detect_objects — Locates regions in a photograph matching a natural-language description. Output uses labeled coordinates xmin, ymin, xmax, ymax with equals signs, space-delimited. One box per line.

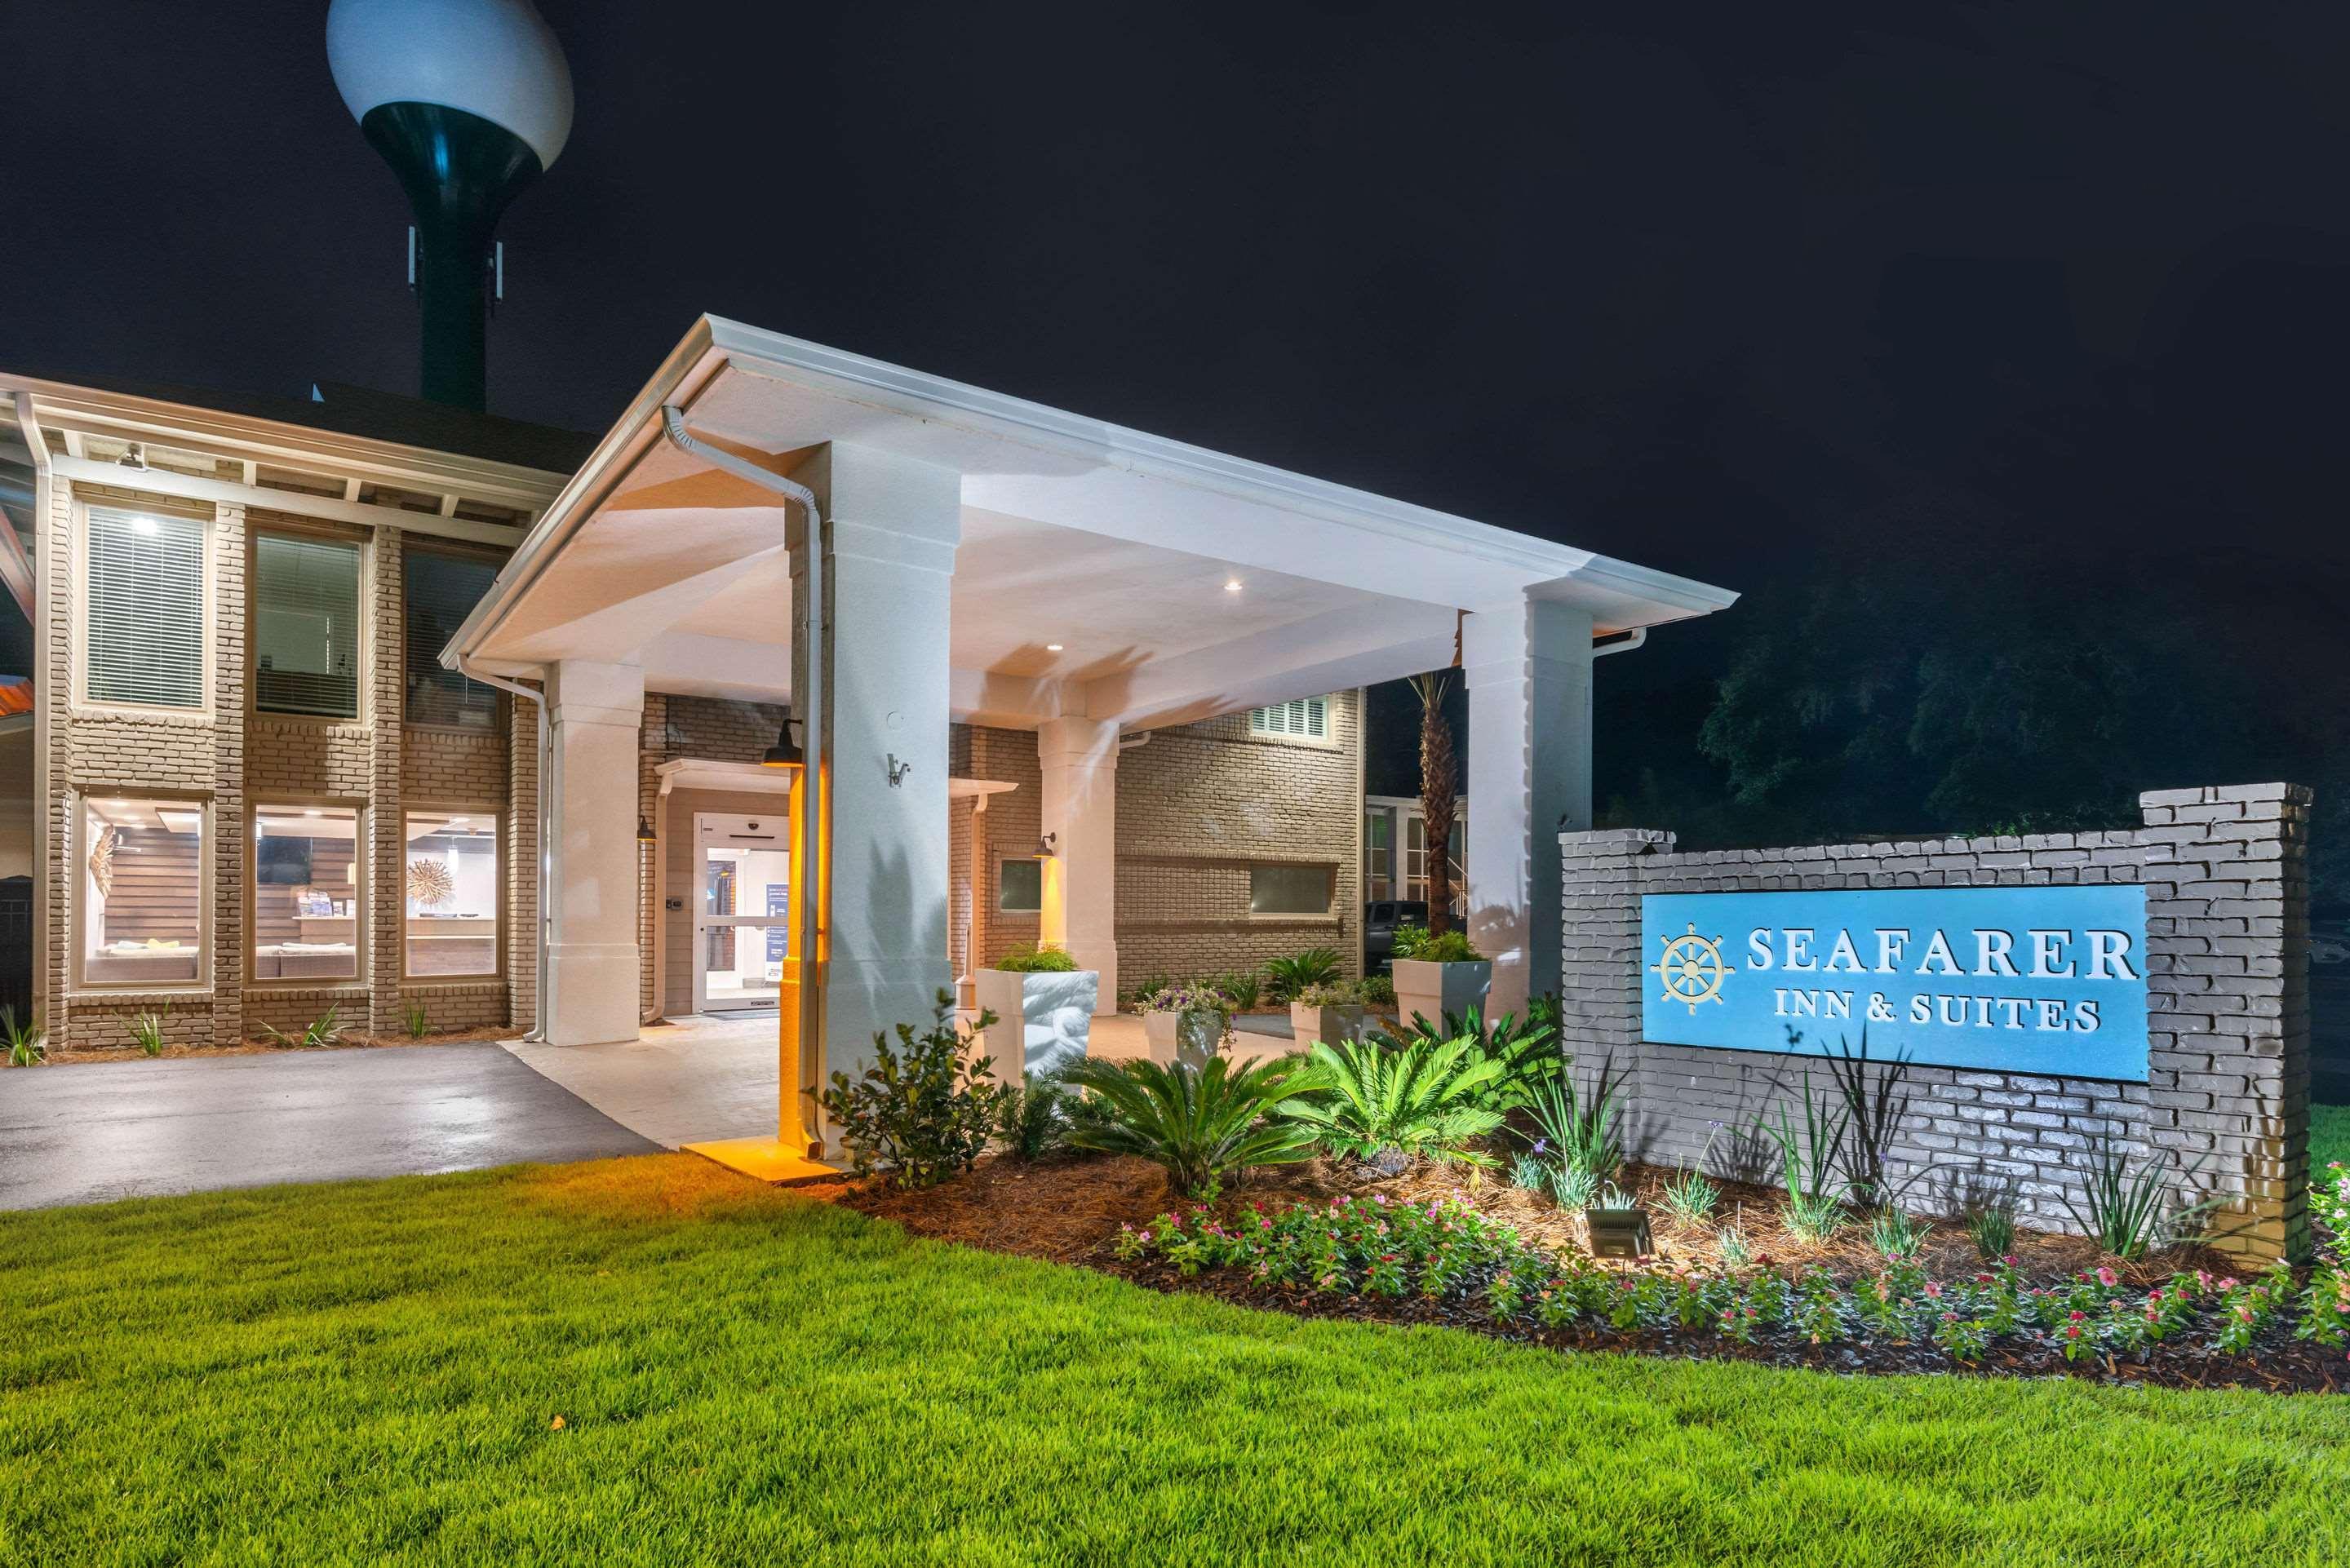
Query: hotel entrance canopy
xmin=445 ymin=314 xmax=1736 ymax=1167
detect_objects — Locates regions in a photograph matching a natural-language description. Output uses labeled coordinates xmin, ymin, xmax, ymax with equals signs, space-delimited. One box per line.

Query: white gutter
xmin=448 ymin=657 xmax=551 ymax=1042
xmin=1591 ymin=627 xmax=1647 ymax=658
xmin=656 ymin=405 xmax=826 ymax=1130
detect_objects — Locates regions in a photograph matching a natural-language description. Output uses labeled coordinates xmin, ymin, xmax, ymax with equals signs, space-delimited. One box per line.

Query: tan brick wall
xmin=954 ymin=695 xmax=1363 ymax=998
xmin=41 ymin=490 xmax=521 ymax=1046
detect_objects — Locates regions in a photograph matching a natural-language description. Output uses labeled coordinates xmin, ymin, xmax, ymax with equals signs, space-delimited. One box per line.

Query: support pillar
xmin=1038 ymin=715 xmax=1120 ymax=1012
xmin=1463 ymin=598 xmax=1594 ymax=1018
xmin=793 ymin=442 xmax=961 ymax=1135
xmin=542 ymin=658 xmax=645 ymax=1046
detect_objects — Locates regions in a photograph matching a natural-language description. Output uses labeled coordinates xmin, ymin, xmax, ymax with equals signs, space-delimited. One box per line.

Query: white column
xmin=793 ymin=442 xmax=961 ymax=1100
xmin=1463 ymin=597 xmax=1594 ymax=1017
xmin=1038 ymin=715 xmax=1120 ymax=1012
xmin=543 ymin=658 xmax=646 ymax=1046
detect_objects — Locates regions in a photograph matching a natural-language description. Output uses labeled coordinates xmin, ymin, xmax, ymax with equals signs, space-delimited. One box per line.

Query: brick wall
xmin=42 ymin=489 xmax=521 ymax=1046
xmin=1559 ymin=784 xmax=2312 ymax=1262
xmin=953 ymin=693 xmax=1363 ymax=994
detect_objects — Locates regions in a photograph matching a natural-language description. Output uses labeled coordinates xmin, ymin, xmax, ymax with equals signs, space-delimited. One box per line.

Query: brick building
xmin=3 ymin=372 xmax=1374 ymax=1046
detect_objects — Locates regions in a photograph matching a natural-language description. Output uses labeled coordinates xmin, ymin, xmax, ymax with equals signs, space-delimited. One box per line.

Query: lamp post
xmin=326 ymin=0 xmax=574 ymax=410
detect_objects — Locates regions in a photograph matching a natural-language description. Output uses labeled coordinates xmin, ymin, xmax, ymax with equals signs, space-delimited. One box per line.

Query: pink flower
xmin=2096 ymin=1266 xmax=2118 ymax=1287
xmin=1924 ymin=1281 xmax=1944 ymax=1300
xmin=2064 ymin=1324 xmax=2082 ymax=1340
xmin=2068 ymin=1310 xmax=2085 ymax=1322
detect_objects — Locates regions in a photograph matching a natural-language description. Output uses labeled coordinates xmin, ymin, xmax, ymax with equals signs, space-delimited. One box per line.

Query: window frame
xmin=1247 ymin=695 xmax=1335 ymax=746
xmin=996 ymin=855 xmax=1044 ymax=915
xmin=398 ymin=801 xmax=506 ymax=982
xmin=245 ymin=800 xmax=368 ymax=990
xmin=72 ymin=496 xmax=215 ymax=716
xmin=401 ymin=540 xmax=510 ymax=735
xmin=70 ymin=789 xmax=214 ymax=994
xmin=246 ymin=516 xmax=372 ymax=724
xmin=1248 ymin=862 xmax=1335 ymax=919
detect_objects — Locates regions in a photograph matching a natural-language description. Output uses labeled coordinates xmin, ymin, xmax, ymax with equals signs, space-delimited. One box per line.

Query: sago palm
xmin=1278 ymin=1037 xmax=1504 ymax=1165
xmin=1062 ymin=1056 xmax=1317 ymax=1196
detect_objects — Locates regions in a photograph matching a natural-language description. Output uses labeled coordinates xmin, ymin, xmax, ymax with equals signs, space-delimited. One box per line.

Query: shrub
xmin=1357 ymin=972 xmax=1396 ymax=1007
xmin=1966 ymin=1202 xmax=2018 ymax=1260
xmin=1660 ymin=1167 xmax=1720 ymax=1228
xmin=1209 ymin=970 xmax=1265 ymax=1011
xmin=131 ymin=1009 xmax=168 ymax=1058
xmin=1519 ymin=1063 xmax=1623 ymax=1180
xmin=2061 ymin=1131 xmax=2221 ymax=1260
xmin=994 ymin=942 xmax=1079 ymax=973
xmin=813 ymin=991 xmax=1006 ymax=1189
xmin=1397 ymin=1007 xmax=1563 ymax=1114
xmin=1293 ymin=980 xmax=1363 ymax=1009
xmin=1821 ymin=1031 xmax=1914 ymax=1209
xmin=1508 ymin=1152 xmax=1552 ymax=1196
xmin=1757 ymin=1074 xmax=1847 ymax=1215
xmin=1278 ymin=1038 xmax=1505 ymax=1166
xmin=993 ymin=1078 xmax=1066 ymax=1162
xmin=1263 ymin=948 xmax=1342 ymax=1003
xmin=4 ymin=1007 xmax=45 ymax=1066
xmin=403 ymin=1003 xmax=431 ymax=1040
xmin=1139 ymin=983 xmax=1232 ymax=1021
xmin=1392 ymin=925 xmax=1481 ymax=963
xmin=1062 ymin=1056 xmax=1315 ymax=1197
xmin=1122 ymin=973 xmax=1176 ymax=1011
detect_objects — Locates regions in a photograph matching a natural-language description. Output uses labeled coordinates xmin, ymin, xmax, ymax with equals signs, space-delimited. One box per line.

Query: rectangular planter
xmin=1391 ymin=959 xmax=1492 ymax=1031
xmin=1288 ymin=1001 xmax=1370 ymax=1048
xmin=1142 ymin=1008 xmax=1227 ymax=1070
xmin=974 ymin=968 xmax=1098 ymax=1083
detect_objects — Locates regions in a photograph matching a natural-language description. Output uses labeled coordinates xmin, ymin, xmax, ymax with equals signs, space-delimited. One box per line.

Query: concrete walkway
xmin=503 ymin=1014 xmax=781 ymax=1149
xmin=0 ymin=1043 xmax=659 ymax=1211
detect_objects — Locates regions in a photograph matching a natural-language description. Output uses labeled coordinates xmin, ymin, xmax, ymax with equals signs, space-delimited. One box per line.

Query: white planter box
xmin=1142 ymin=1008 xmax=1226 ymax=1070
xmin=1288 ymin=1001 xmax=1370 ymax=1048
xmin=974 ymin=968 xmax=1098 ymax=1083
xmin=1391 ymin=959 xmax=1492 ymax=1032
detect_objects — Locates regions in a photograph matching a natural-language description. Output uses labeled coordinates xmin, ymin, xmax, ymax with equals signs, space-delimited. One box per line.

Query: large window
xmin=79 ymin=796 xmax=205 ymax=986
xmin=1250 ymin=864 xmax=1332 ymax=916
xmin=406 ymin=548 xmax=503 ymax=729
xmin=1365 ymin=811 xmax=1393 ymax=900
xmin=253 ymin=806 xmax=360 ymax=981
xmin=254 ymin=533 xmax=362 ymax=717
xmin=1248 ymin=697 xmax=1328 ymax=740
xmin=85 ymin=507 xmax=204 ymax=708
xmin=404 ymin=811 xmax=500 ymax=976
xmin=997 ymin=857 xmax=1043 ymax=914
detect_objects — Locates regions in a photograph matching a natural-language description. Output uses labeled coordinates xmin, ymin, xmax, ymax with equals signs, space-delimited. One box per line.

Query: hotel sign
xmin=1640 ymin=885 xmax=2150 ymax=1081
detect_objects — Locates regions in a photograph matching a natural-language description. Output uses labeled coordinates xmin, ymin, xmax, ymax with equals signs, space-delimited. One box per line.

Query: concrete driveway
xmin=0 ymin=1043 xmax=659 ymax=1211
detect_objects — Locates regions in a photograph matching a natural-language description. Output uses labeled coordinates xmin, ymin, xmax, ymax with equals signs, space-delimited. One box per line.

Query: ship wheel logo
xmin=1652 ymin=924 xmax=1731 ymax=1012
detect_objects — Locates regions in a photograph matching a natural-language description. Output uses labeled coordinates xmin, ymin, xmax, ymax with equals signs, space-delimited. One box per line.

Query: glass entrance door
xmin=692 ymin=813 xmax=791 ymax=1012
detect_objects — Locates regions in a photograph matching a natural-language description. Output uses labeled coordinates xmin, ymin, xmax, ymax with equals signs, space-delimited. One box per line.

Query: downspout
xmin=450 ymin=657 xmax=551 ymax=1042
xmin=656 ymin=406 xmax=825 ymax=1130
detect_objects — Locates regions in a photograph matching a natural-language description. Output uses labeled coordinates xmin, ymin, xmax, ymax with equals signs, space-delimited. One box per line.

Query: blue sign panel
xmin=1640 ymin=885 xmax=2149 ymax=1081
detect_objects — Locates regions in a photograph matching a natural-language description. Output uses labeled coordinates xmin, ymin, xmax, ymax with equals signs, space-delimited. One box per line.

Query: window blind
xmin=255 ymin=534 xmax=361 ymax=717
xmin=1249 ymin=697 xmax=1327 ymax=738
xmin=405 ymin=548 xmax=502 ymax=729
xmin=86 ymin=507 xmax=204 ymax=708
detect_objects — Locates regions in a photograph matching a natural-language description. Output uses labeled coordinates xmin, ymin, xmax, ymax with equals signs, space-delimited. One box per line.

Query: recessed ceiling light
xmin=1223 ymin=578 xmax=1244 ymax=593
xmin=1046 ymin=643 xmax=1064 ymax=653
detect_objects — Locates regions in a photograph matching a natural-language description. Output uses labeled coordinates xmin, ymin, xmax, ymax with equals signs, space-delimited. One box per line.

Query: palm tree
xmin=1409 ymin=669 xmax=1459 ymax=935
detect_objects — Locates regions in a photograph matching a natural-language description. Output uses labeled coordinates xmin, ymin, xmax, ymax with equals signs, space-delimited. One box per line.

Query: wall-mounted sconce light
xmin=886 ymin=753 xmax=911 ymax=787
xmin=762 ymin=709 xmax=804 ymax=768
xmin=636 ymin=816 xmax=657 ymax=843
xmin=1035 ymin=831 xmax=1058 ymax=858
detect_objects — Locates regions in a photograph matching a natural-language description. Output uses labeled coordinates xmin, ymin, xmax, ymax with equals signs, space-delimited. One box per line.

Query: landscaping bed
xmin=41 ymin=1024 xmax=518 ymax=1066
xmin=836 ymin=1151 xmax=2349 ymax=1394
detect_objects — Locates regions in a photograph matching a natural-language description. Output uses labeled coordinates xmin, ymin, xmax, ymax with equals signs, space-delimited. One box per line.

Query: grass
xmin=2314 ymin=1101 xmax=2348 ymax=1172
xmin=4 ymin=1156 xmax=2348 ymax=1566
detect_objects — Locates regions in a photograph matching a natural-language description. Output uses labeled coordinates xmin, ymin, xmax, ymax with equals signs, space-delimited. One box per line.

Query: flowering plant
xmin=1140 ymin=984 xmax=1234 ymax=1020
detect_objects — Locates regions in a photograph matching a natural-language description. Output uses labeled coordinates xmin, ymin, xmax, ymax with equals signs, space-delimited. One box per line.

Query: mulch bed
xmin=829 ymin=1153 xmax=2348 ymax=1394
xmin=45 ymin=1025 xmax=521 ymax=1066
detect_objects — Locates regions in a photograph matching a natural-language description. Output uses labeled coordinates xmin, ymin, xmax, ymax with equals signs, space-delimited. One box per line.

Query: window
xmin=79 ymin=796 xmax=204 ymax=986
xmin=998 ymin=857 xmax=1043 ymax=914
xmin=405 ymin=810 xmax=499 ymax=976
xmin=254 ymin=533 xmax=362 ymax=717
xmin=1248 ymin=697 xmax=1328 ymax=740
xmin=1365 ymin=811 xmax=1392 ymax=900
xmin=405 ymin=548 xmax=503 ymax=729
xmin=253 ymin=806 xmax=360 ymax=981
xmin=1250 ymin=864 xmax=1332 ymax=916
xmin=85 ymin=507 xmax=204 ymax=708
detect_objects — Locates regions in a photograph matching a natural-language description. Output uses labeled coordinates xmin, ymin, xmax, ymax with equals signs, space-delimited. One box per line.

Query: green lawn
xmin=2315 ymin=1101 xmax=2348 ymax=1171
xmin=4 ymin=1156 xmax=2347 ymax=1567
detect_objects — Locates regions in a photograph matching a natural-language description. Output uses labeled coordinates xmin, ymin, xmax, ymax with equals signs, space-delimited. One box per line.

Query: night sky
xmin=10 ymin=3 xmax=2348 ymax=804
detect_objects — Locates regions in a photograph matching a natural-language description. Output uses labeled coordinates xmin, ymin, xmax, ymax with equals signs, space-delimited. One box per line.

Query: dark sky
xmin=10 ymin=2 xmax=2349 ymax=786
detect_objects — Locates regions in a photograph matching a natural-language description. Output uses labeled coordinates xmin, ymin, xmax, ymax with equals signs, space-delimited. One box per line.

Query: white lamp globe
xmin=326 ymin=0 xmax=573 ymax=172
